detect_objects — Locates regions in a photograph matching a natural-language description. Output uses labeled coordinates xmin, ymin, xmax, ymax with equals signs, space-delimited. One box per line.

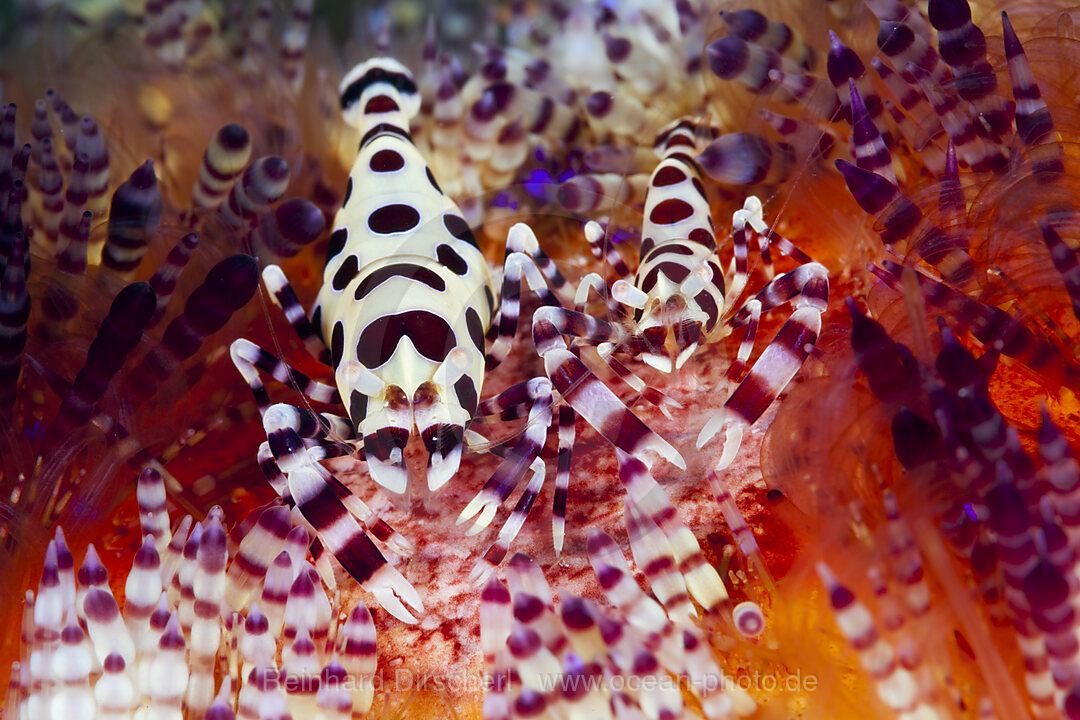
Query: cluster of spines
xmin=553 ymin=5 xmax=788 ymax=210
xmin=0 ymin=98 xmax=336 ymax=553
xmin=14 ymin=38 xmax=323 ymax=276
xmin=831 ymin=6 xmax=1070 ymax=290
xmin=364 ymin=5 xmax=835 ymax=226
xmin=186 ymin=122 xmax=325 ymax=259
xmin=12 ymin=103 xmax=322 ymax=406
xmin=10 ymin=4 xmax=1080 ymax=719
xmin=521 ymin=0 xmax=1076 ymax=286
xmin=817 ymin=561 xmax=942 ymax=719
xmin=121 ymin=253 xmax=259 ymax=406
xmin=765 ymin=0 xmax=1036 ymax=178
xmin=858 ymin=2 xmax=1080 ymax=309
xmin=8 ymin=467 xmax=378 ymax=719
xmin=736 ymin=4 xmax=1080 ymax=709
xmin=142 ymin=0 xmax=312 ymax=91
xmin=823 ymin=290 xmax=1080 ymax=716
xmin=1 ymin=241 xmax=260 ymax=527
xmin=6 ymin=99 xmax=244 ymax=298
xmin=409 ymin=20 xmax=585 ymax=224
xmin=520 ymin=5 xmax=822 ymax=219
xmin=0 ymin=140 xmax=29 ymax=405
xmin=869 ymin=259 xmax=1080 ymax=390
xmin=480 ymin=550 xmax=757 ymax=720
xmin=394 ymin=3 xmax=717 ymax=226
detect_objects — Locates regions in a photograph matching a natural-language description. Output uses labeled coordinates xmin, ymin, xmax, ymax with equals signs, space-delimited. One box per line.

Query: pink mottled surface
xmin=331 ymin=307 xmax=800 ymax=714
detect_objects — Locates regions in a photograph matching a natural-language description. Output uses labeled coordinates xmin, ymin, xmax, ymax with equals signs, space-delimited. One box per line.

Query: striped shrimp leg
xmin=594 ymin=349 xmax=683 ymax=418
xmin=465 ymin=388 xmax=575 ymax=569
xmin=237 ymin=363 xmax=408 ymax=534
xmin=529 ymin=303 xmax=726 ymax=609
xmin=726 ymin=196 xmax=763 ymax=308
xmin=571 ymin=220 xmax=630 ymax=320
xmin=255 ymin=442 xmax=414 ymax=563
xmin=484 ymin=296 xmax=618 ymax=565
xmin=261 ymin=264 xmax=331 ymax=365
xmin=575 ymin=295 xmax=684 ymax=418
xmin=551 ymin=405 xmax=575 ymax=556
xmin=486 ymin=222 xmax=570 ymax=372
xmin=698 ymin=267 xmax=827 ymax=471
xmin=531 ymin=307 xmax=681 ymax=470
xmin=233 ymin=263 xmax=342 ymax=449
xmin=699 ymin=225 xmax=825 ymax=470
xmin=568 ymin=222 xmax=695 ymax=420
xmin=710 ymin=471 xmax=776 ymax=597
xmin=458 ymin=376 xmax=553 ymax=583
xmin=230 ymin=339 xmax=339 ymax=418
xmin=229 ymin=345 xmax=418 ymax=621
xmin=262 ymin=409 xmax=422 ymax=623
xmin=532 ymin=290 xmax=680 ymax=445
xmin=457 ymin=220 xmax=631 ymax=574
